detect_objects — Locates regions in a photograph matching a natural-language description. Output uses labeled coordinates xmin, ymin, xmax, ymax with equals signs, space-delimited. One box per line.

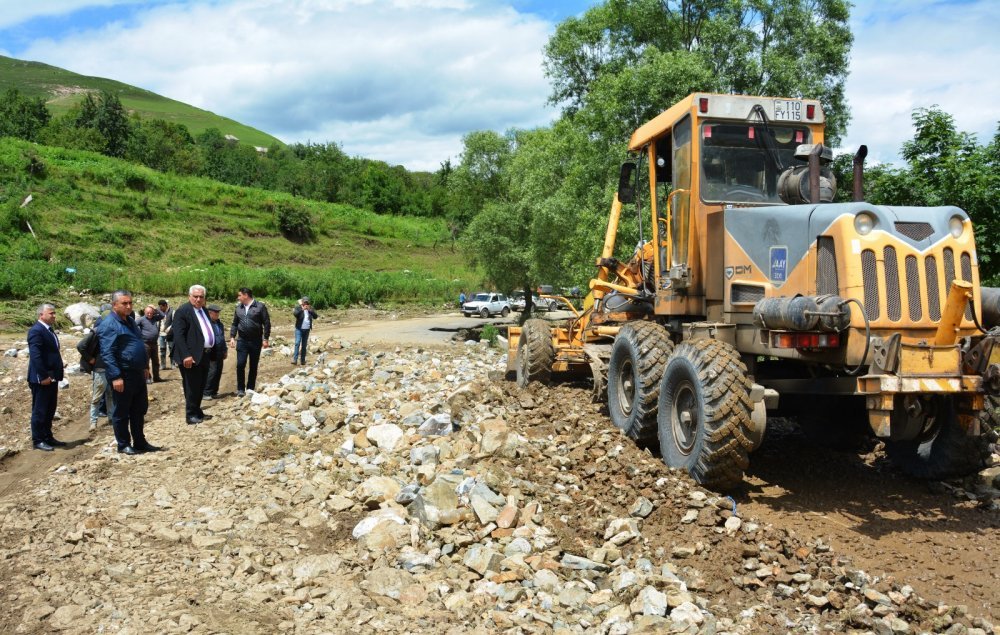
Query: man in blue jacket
xmin=27 ymin=303 xmax=65 ymax=451
xmin=98 ymin=290 xmax=162 ymax=455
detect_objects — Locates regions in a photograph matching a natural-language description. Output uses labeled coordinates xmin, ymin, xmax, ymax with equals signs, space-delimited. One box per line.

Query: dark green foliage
xmin=0 ymin=88 xmax=50 ymax=141
xmin=835 ymin=108 xmax=1000 ymax=280
xmin=273 ymin=200 xmax=315 ymax=241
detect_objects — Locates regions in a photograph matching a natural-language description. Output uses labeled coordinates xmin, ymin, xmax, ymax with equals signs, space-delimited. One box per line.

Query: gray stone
xmin=631 ymin=585 xmax=668 ymax=616
xmin=292 ymin=554 xmax=342 ymax=580
xmin=362 ymin=567 xmax=413 ymax=599
xmin=669 ymin=602 xmax=705 ymax=627
xmin=418 ymin=413 xmax=454 ymax=436
xmin=561 ymin=553 xmax=611 ymax=572
xmin=410 ymin=446 xmax=439 ymax=466
xmin=49 ymin=604 xmax=85 ymax=630
xmin=629 ymin=496 xmax=654 ymax=518
xmin=464 ymin=544 xmax=502 ymax=576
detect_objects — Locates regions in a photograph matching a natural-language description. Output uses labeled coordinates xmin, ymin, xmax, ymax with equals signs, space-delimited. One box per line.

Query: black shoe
xmin=48 ymin=438 xmax=68 ymax=447
xmin=203 ymin=394 xmax=214 ymax=400
xmin=118 ymin=446 xmax=138 ymax=455
xmin=236 ymin=391 xmax=245 ymax=397
xmin=134 ymin=443 xmax=162 ymax=453
xmin=33 ymin=442 xmax=54 ymax=452
xmin=200 ymin=414 xmax=213 ymax=420
xmin=97 ymin=411 xmax=109 ymax=418
xmin=186 ymin=417 xmax=203 ymax=425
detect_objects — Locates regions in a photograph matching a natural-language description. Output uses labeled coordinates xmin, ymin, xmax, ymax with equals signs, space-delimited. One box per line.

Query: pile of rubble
xmin=0 ymin=339 xmax=996 ymax=634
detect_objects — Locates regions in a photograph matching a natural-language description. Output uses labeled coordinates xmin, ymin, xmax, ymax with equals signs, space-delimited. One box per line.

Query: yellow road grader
xmin=509 ymin=93 xmax=999 ymax=490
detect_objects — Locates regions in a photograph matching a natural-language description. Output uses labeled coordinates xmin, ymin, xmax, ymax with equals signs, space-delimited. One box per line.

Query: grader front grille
xmin=860 ymin=246 xmax=975 ymax=325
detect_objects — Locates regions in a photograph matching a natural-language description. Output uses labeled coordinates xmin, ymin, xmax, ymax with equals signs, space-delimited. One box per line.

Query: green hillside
xmin=0 ymin=137 xmax=475 ymax=311
xmin=0 ymin=55 xmax=282 ymax=148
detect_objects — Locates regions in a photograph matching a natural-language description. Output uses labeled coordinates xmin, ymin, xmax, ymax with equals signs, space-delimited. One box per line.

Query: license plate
xmin=772 ymin=99 xmax=803 ymax=121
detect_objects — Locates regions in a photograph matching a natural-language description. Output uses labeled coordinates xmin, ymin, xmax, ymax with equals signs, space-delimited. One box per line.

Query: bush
xmin=274 ymin=201 xmax=315 ymax=241
xmin=481 ymin=323 xmax=499 ymax=347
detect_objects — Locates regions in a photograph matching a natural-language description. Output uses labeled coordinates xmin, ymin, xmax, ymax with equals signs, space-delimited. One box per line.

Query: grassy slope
xmin=0 ymin=55 xmax=282 ymax=148
xmin=0 ymin=138 xmax=475 ymax=307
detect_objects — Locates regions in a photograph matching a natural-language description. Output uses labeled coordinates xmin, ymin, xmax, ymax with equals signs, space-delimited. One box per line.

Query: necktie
xmin=48 ymin=326 xmax=59 ymax=349
xmin=198 ymin=309 xmax=214 ymax=347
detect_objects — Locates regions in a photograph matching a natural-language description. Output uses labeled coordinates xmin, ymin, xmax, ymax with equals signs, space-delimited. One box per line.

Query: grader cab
xmin=509 ymin=92 xmax=999 ymax=490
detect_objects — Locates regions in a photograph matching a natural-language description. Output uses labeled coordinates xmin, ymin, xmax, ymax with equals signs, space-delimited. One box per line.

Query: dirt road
xmin=1 ymin=308 xmax=998 ymax=627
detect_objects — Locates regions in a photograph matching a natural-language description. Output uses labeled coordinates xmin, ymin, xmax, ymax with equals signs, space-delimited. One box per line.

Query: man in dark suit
xmin=172 ymin=284 xmax=215 ymax=424
xmin=202 ymin=304 xmax=228 ymax=400
xmin=27 ymin=303 xmax=65 ymax=451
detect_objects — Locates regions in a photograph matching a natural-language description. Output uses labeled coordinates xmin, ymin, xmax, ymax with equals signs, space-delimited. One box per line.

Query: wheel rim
xmin=614 ymin=359 xmax=635 ymax=417
xmin=481 ymin=309 xmax=489 ymax=318
xmin=671 ymin=379 xmax=698 ymax=455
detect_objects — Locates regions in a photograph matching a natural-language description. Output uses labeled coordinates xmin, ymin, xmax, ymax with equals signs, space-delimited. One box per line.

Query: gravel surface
xmin=0 ymin=309 xmax=997 ymax=634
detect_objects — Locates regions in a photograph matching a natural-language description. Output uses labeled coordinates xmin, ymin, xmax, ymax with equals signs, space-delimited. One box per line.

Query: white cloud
xmin=842 ymin=0 xmax=1000 ymax=165
xmin=15 ymin=0 xmax=557 ymax=171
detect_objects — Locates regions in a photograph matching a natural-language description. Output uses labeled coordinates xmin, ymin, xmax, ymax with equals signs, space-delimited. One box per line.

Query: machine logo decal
xmin=770 ymin=246 xmax=788 ymax=284
xmin=725 ymin=267 xmax=734 ymax=280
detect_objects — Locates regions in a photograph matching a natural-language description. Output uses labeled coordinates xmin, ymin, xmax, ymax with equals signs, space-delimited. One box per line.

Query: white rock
xmin=367 ymin=423 xmax=404 ymax=451
xmin=352 ymin=508 xmax=406 ymax=539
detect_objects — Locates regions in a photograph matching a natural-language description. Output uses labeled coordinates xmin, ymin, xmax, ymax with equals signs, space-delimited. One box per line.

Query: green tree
xmin=127 ymin=117 xmax=199 ymax=173
xmin=461 ymin=0 xmax=854 ymax=296
xmin=545 ymin=0 xmax=852 ymax=143
xmin=95 ymin=91 xmax=132 ymax=158
xmin=842 ymin=108 xmax=1000 ymax=279
xmin=0 ymin=88 xmax=51 ymax=141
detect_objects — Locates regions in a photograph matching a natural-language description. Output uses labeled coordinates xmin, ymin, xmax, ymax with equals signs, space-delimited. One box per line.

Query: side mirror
xmin=617 ymin=162 xmax=637 ymax=204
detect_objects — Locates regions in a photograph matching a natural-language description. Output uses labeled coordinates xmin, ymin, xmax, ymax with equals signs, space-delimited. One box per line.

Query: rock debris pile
xmin=0 ymin=339 xmax=996 ymax=634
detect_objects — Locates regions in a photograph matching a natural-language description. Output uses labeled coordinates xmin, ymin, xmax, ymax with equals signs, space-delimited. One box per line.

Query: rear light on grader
xmin=699 ymin=97 xmax=709 ymax=113
xmin=769 ymin=331 xmax=840 ymax=349
xmin=806 ymin=104 xmax=816 ymax=119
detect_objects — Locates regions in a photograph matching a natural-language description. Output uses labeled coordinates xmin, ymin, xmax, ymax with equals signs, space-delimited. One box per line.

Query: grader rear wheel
xmin=657 ymin=339 xmax=755 ymax=491
xmin=606 ymin=322 xmax=673 ymax=447
xmin=884 ymin=396 xmax=988 ymax=479
xmin=516 ymin=319 xmax=555 ymax=388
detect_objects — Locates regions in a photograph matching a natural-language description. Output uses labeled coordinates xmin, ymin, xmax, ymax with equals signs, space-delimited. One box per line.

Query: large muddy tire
xmin=607 ymin=322 xmax=673 ymax=446
xmin=516 ymin=319 xmax=554 ymax=388
xmin=657 ymin=339 xmax=755 ymax=491
xmin=885 ymin=397 xmax=988 ymax=479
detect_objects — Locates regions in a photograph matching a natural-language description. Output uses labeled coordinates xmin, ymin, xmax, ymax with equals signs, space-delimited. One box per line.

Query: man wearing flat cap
xmin=203 ymin=304 xmax=227 ymax=400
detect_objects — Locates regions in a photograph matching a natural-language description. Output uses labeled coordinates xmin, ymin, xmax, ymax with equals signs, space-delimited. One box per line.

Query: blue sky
xmin=0 ymin=0 xmax=997 ymax=171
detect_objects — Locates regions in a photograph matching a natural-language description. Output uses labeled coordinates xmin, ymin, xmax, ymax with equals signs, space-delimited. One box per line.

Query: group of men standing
xmin=27 ymin=285 xmax=276 ymax=455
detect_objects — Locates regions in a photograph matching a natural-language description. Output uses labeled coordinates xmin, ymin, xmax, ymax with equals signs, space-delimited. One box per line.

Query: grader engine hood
xmin=721 ymin=203 xmax=979 ymax=330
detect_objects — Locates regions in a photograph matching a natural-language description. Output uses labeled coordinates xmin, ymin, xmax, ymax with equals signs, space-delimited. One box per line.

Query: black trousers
xmin=29 ymin=382 xmax=58 ymax=444
xmin=204 ymin=357 xmax=224 ymax=397
xmin=235 ymin=339 xmax=262 ymax=392
xmin=179 ymin=356 xmax=210 ymax=419
xmin=110 ymin=370 xmax=148 ymax=449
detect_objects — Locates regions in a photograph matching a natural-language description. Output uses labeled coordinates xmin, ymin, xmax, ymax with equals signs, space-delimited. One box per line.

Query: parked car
xmin=463 ymin=292 xmax=511 ymax=318
xmin=511 ymin=292 xmax=553 ymax=312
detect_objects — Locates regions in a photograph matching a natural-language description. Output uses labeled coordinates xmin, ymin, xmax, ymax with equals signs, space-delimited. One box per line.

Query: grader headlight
xmin=949 ymin=215 xmax=965 ymax=238
xmin=854 ymin=212 xmax=876 ymax=236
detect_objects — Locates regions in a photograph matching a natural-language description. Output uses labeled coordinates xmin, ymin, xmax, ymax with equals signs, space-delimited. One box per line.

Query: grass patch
xmin=0 ymin=137 xmax=481 ymax=306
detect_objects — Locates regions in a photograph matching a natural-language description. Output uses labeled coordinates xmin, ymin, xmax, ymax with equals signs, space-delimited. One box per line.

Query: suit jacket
xmin=27 ymin=321 xmax=64 ymax=384
xmin=171 ymin=302 xmax=210 ymax=365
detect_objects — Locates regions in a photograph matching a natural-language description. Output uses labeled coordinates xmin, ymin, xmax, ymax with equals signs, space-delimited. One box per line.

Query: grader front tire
xmin=516 ymin=319 xmax=555 ymax=388
xmin=607 ymin=322 xmax=673 ymax=447
xmin=657 ymin=339 xmax=755 ymax=491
